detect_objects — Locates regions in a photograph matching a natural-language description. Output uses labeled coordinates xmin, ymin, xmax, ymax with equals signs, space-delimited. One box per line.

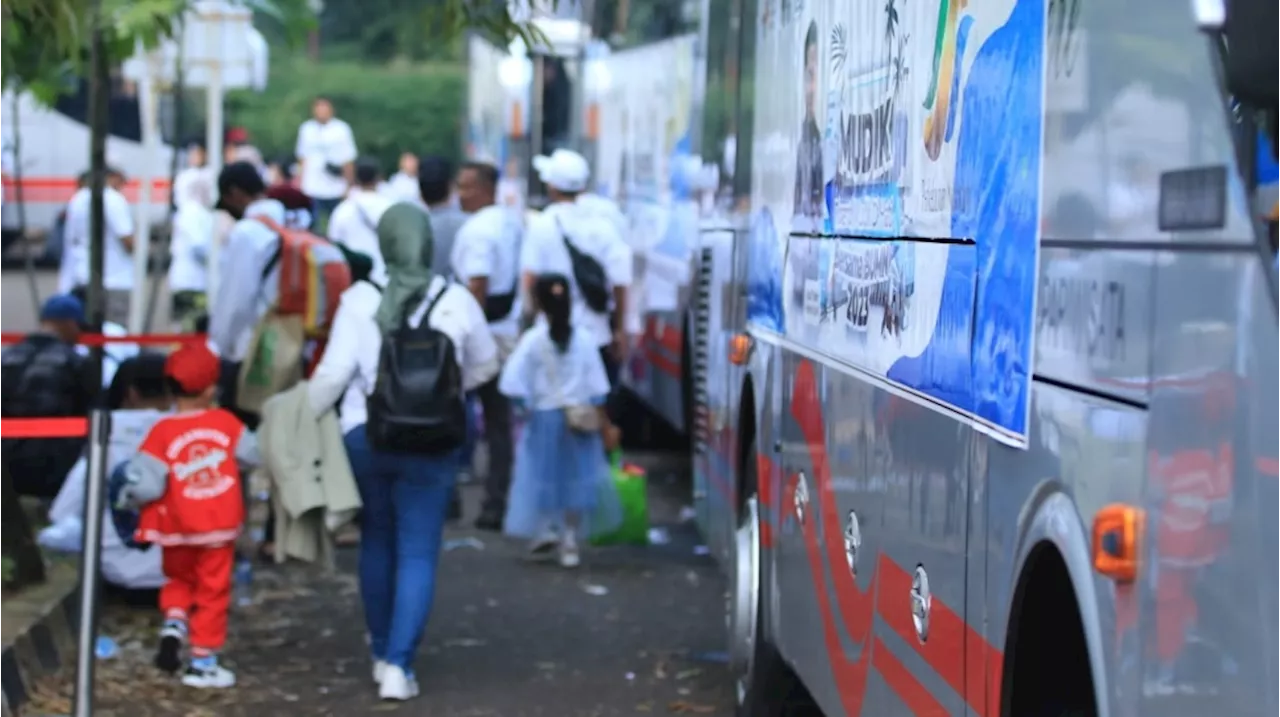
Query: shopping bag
xmin=590 ymin=453 xmax=650 ymax=546
xmin=236 ymin=312 xmax=305 ymax=415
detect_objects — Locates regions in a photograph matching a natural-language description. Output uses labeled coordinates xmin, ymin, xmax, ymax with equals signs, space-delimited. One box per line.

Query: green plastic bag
xmin=591 ymin=452 xmax=650 ymax=546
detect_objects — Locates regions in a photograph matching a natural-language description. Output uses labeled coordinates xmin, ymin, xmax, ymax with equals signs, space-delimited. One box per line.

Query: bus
xmin=2 ymin=80 xmax=177 ymax=251
xmin=465 ymin=8 xmax=705 ymax=441
xmin=688 ymin=0 xmax=1278 ymax=715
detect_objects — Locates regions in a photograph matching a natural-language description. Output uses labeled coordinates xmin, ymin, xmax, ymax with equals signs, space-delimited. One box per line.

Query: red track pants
xmin=160 ymin=543 xmax=235 ymax=654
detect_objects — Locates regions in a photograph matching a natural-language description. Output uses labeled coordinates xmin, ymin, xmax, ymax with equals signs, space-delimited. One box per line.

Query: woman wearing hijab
xmin=306 ymin=203 xmax=499 ymax=702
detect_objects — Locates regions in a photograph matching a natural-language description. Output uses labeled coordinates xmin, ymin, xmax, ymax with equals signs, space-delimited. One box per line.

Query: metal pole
xmin=72 ymin=409 xmax=112 ymax=717
xmin=86 ymin=0 xmax=109 ymax=392
xmin=206 ymin=11 xmax=225 ymax=303
xmin=129 ymin=48 xmax=159 ymax=334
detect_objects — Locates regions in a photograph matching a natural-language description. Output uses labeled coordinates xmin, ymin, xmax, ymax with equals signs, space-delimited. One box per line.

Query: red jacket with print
xmin=134 ymin=409 xmax=249 ymax=547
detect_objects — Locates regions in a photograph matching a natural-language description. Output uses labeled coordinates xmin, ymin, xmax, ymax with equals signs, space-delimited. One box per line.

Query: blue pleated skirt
xmin=503 ymin=408 xmax=622 ymax=540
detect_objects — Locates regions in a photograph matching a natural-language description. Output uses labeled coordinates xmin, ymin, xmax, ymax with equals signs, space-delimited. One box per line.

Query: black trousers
xmin=599 ymin=347 xmax=621 ymax=421
xmin=475 ymin=376 xmax=513 ymax=513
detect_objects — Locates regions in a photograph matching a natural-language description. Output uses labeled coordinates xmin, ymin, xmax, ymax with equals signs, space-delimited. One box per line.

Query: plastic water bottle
xmin=233 ymin=558 xmax=254 ymax=607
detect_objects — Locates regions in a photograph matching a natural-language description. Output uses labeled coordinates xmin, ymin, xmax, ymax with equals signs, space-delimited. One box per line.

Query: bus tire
xmin=732 ymin=440 xmax=819 ymax=717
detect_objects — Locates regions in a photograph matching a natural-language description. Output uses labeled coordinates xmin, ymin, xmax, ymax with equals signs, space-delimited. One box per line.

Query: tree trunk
xmin=1 ymin=464 xmax=46 ymax=589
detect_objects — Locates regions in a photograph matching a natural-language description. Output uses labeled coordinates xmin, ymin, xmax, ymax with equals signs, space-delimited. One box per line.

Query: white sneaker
xmin=372 ymin=659 xmax=388 ymax=684
xmin=558 ymin=535 xmax=581 ymax=569
xmin=527 ymin=529 xmax=559 ymax=560
xmin=182 ymin=663 xmax=237 ymax=689
xmin=378 ymin=665 xmax=420 ymax=701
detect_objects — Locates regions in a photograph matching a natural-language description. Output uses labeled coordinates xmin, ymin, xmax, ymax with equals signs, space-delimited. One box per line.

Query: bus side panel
xmin=1137 ymin=251 xmax=1276 ymax=717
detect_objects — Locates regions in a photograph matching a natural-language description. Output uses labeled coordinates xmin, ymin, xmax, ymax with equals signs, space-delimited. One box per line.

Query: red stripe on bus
xmin=791 ymin=359 xmax=1002 ymax=717
xmin=871 ymin=635 xmax=950 ymax=716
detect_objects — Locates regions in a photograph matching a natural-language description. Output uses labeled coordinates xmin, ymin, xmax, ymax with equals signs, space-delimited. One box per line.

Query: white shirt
xmin=168 ymin=203 xmax=213 ymax=292
xmin=307 ymin=276 xmax=500 ymax=435
xmin=520 ymin=201 xmax=633 ymax=347
xmin=295 ymin=118 xmax=357 ymax=200
xmin=380 ymin=173 xmax=422 ymax=205
xmin=208 ymin=199 xmax=286 ymax=361
xmin=498 ymin=325 xmax=611 ymax=411
xmin=327 ymin=188 xmax=393 ymax=283
xmin=452 ymin=204 xmax=523 ymax=338
xmin=61 ymin=187 xmax=136 ymax=292
xmin=74 ymin=321 xmax=138 ymax=388
xmin=576 ymin=193 xmax=628 ymax=243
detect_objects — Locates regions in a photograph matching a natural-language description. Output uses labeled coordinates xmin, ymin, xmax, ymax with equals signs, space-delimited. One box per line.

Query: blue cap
xmin=40 ymin=294 xmax=85 ymax=324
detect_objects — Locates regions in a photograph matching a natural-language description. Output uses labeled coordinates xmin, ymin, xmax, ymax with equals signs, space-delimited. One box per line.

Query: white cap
xmin=533 ymin=148 xmax=590 ymax=193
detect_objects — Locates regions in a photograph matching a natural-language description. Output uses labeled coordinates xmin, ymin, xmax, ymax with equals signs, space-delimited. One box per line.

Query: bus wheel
xmin=731 ymin=441 xmax=819 ymax=717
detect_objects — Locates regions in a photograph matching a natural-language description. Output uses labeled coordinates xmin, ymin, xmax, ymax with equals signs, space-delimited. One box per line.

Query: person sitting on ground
xmin=117 ymin=342 xmax=262 ymax=689
xmin=42 ymin=353 xmax=173 ymax=596
xmin=1 ymin=294 xmax=97 ymax=498
xmin=499 ymin=274 xmax=622 ymax=568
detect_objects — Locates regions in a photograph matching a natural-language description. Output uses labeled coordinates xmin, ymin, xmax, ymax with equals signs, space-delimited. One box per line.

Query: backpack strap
xmin=254 ymin=216 xmax=286 ymax=281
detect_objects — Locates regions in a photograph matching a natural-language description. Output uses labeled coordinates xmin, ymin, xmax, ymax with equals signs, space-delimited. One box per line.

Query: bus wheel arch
xmin=1001 ymin=491 xmax=1110 ymax=717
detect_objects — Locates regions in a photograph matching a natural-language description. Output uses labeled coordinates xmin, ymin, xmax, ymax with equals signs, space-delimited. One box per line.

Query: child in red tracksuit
xmin=120 ymin=343 xmax=260 ymax=689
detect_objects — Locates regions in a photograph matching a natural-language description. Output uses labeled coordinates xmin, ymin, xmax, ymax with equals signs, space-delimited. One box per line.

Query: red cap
xmin=165 ymin=343 xmax=221 ymax=395
xmin=226 ymin=127 xmax=249 ymax=144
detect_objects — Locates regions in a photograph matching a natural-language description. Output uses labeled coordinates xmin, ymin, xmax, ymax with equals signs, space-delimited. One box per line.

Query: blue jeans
xmin=344 ymin=426 xmax=461 ymax=671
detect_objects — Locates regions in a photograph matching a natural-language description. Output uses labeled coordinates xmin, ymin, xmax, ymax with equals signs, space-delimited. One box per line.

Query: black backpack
xmin=365 ymin=286 xmax=468 ymax=455
xmin=557 ymin=217 xmax=611 ymax=314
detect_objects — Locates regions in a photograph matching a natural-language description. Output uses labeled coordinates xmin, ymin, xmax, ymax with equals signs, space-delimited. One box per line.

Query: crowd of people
xmin=3 ymin=94 xmax=638 ymax=701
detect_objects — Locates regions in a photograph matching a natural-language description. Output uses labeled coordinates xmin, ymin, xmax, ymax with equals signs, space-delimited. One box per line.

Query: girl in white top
xmin=305 ymin=203 xmax=497 ymax=703
xmin=498 ymin=273 xmax=622 ymax=568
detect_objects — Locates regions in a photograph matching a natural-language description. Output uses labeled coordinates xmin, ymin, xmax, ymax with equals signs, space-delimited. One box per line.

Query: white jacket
xmin=259 ymin=382 xmax=362 ymax=567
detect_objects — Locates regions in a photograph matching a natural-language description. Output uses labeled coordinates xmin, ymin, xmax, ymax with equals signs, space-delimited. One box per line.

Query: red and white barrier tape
xmin=0 ymin=332 xmax=207 ymax=347
xmin=0 ymin=417 xmax=89 ymax=439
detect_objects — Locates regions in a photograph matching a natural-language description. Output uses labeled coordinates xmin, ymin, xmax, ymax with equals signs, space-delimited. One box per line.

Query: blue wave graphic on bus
xmin=747 ymin=207 xmax=785 ymax=334
xmin=885 ymin=0 xmax=1044 ymax=437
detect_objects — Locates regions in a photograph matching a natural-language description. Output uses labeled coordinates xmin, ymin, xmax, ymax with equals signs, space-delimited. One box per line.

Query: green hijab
xmin=374 ymin=203 xmax=435 ymax=333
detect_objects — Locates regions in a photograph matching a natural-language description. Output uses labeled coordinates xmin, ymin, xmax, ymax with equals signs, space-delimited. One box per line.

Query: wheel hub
xmin=728 ymin=497 xmax=760 ymax=700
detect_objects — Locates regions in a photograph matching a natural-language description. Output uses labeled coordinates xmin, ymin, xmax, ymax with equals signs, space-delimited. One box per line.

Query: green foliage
xmin=224 ymin=58 xmax=466 ymax=170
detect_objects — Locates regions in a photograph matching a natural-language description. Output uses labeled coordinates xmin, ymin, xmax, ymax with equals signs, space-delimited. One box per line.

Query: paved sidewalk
xmin=26 ymin=457 xmax=734 ymax=717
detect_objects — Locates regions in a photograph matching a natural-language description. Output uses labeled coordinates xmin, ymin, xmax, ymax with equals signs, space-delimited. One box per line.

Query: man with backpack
xmin=519 ymin=149 xmax=634 ymax=395
xmin=2 ymin=294 xmax=98 ymax=498
xmin=208 ymin=162 xmax=291 ymax=427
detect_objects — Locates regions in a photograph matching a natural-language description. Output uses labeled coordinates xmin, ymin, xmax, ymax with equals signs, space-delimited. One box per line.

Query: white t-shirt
xmin=168 ymin=203 xmax=213 ymax=292
xmin=498 ymin=325 xmax=611 ymax=411
xmin=452 ymin=204 xmax=523 ymax=339
xmin=306 ymin=276 xmax=500 ymax=435
xmin=61 ymin=187 xmax=136 ymax=292
xmin=380 ymin=173 xmax=422 ymax=205
xmin=295 ymin=118 xmax=357 ymax=200
xmin=520 ymin=201 xmax=633 ymax=348
xmin=327 ymin=189 xmax=393 ymax=283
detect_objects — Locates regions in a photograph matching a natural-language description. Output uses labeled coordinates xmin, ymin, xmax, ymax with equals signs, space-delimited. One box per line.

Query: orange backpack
xmin=254 ymin=217 xmax=352 ymax=335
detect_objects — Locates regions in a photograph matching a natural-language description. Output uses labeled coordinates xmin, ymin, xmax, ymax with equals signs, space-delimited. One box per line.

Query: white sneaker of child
xmin=558 ymin=531 xmax=581 ymax=569
xmin=378 ymin=665 xmax=420 ymax=701
xmin=372 ymin=659 xmax=388 ymax=684
xmin=182 ymin=661 xmax=236 ymax=689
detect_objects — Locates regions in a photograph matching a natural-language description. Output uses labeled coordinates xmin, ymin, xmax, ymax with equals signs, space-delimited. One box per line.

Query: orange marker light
xmin=728 ymin=333 xmax=752 ymax=365
xmin=1091 ymin=504 xmax=1145 ymax=583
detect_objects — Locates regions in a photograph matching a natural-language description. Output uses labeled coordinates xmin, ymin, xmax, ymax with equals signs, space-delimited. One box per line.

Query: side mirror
xmin=1198 ymin=0 xmax=1279 ymax=110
